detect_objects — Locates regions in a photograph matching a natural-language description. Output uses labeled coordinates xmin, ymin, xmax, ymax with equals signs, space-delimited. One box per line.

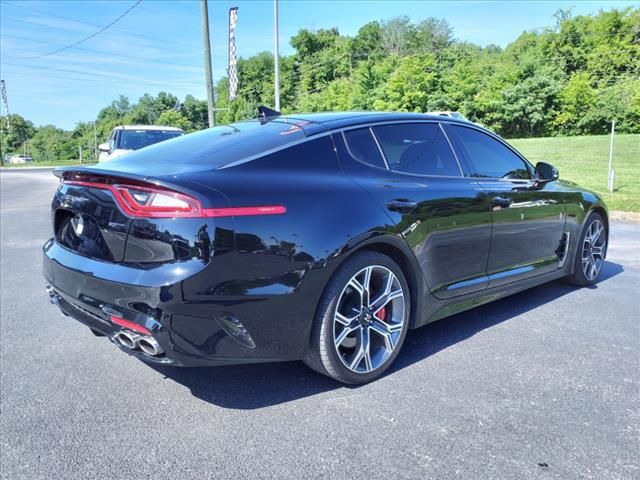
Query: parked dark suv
xmin=43 ymin=111 xmax=608 ymax=384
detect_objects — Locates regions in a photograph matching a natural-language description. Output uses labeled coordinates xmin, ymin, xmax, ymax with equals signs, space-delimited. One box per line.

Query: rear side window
xmin=343 ymin=128 xmax=386 ymax=169
xmin=372 ymin=123 xmax=461 ymax=177
xmin=447 ymin=125 xmax=531 ymax=180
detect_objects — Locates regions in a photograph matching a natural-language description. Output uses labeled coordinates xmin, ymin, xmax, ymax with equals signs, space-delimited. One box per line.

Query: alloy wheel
xmin=333 ymin=265 xmax=406 ymax=374
xmin=581 ymin=219 xmax=606 ymax=281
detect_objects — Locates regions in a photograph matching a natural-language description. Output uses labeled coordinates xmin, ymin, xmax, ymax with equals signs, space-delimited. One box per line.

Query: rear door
xmin=336 ymin=122 xmax=493 ymax=299
xmin=444 ymin=124 xmax=566 ymax=286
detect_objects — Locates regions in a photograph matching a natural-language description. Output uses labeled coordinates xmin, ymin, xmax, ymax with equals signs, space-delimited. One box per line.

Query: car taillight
xmin=64 ymin=179 xmax=286 ymax=219
xmin=115 ymin=184 xmax=203 ymax=218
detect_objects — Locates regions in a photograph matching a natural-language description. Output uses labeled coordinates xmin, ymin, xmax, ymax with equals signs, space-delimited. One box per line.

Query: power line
xmin=2 ymin=15 xmax=205 ymax=58
xmin=15 ymin=0 xmax=145 ymax=60
xmin=0 ymin=62 xmax=204 ymax=88
xmin=1 ymin=1 xmax=202 ymax=53
xmin=0 ymin=69 xmax=201 ymax=90
xmin=1 ymin=35 xmax=202 ymax=70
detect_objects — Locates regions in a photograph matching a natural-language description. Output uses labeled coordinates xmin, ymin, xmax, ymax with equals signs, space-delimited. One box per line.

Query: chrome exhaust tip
xmin=114 ymin=331 xmax=141 ymax=350
xmin=138 ymin=336 xmax=164 ymax=356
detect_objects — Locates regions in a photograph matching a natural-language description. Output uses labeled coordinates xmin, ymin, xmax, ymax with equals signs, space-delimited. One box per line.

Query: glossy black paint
xmin=43 ymin=112 xmax=608 ymax=368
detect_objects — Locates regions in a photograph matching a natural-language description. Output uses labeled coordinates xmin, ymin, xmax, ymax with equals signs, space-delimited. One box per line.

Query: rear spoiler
xmin=53 ymin=166 xmax=155 ymax=184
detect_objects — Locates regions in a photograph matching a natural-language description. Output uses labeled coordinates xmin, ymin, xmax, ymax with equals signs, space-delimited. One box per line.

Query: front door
xmin=444 ymin=124 xmax=566 ymax=287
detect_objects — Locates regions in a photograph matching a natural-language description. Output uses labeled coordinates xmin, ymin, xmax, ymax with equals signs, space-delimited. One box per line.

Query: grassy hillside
xmin=510 ymin=134 xmax=640 ymax=212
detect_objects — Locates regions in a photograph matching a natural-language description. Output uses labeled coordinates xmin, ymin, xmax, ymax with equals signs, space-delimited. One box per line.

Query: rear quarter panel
xmin=173 ymin=135 xmax=418 ymax=358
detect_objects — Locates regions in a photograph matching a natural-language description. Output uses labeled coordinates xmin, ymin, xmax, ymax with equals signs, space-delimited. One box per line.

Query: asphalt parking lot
xmin=1 ymin=168 xmax=638 ymax=480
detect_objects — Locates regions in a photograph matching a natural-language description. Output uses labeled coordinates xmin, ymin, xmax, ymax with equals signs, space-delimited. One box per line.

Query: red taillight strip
xmin=63 ymin=180 xmax=286 ymax=219
xmin=110 ymin=315 xmax=151 ymax=335
xmin=202 ymin=206 xmax=287 ymax=217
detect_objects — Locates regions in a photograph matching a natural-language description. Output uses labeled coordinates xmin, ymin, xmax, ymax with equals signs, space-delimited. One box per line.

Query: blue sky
xmin=0 ymin=0 xmax=635 ymax=129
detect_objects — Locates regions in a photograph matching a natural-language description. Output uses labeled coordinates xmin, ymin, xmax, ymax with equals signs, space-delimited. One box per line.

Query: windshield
xmin=117 ymin=130 xmax=183 ymax=150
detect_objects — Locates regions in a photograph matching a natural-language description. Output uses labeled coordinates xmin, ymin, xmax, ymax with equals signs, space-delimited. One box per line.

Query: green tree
xmin=156 ymin=110 xmax=191 ymax=131
xmin=0 ymin=114 xmax=36 ymax=154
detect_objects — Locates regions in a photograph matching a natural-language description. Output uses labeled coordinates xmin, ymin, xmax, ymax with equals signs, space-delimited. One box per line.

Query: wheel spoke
xmin=370 ymin=321 xmax=400 ymax=353
xmin=582 ymin=256 xmax=592 ymax=278
xmin=349 ymin=327 xmax=372 ymax=371
xmin=590 ymin=258 xmax=597 ymax=279
xmin=347 ymin=273 xmax=369 ymax=309
xmin=335 ymin=324 xmax=359 ymax=348
xmin=335 ymin=311 xmax=357 ymax=326
xmin=592 ymin=244 xmax=605 ymax=258
xmin=361 ymin=266 xmax=372 ymax=307
xmin=370 ymin=272 xmax=402 ymax=313
xmin=591 ymin=222 xmax=604 ymax=244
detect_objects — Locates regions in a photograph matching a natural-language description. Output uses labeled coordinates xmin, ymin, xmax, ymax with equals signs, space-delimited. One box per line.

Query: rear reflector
xmin=202 ymin=206 xmax=287 ymax=217
xmin=64 ymin=179 xmax=285 ymax=219
xmin=110 ymin=315 xmax=151 ymax=335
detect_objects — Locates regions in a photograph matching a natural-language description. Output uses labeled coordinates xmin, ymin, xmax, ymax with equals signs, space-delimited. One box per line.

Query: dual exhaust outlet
xmin=114 ymin=330 xmax=164 ymax=357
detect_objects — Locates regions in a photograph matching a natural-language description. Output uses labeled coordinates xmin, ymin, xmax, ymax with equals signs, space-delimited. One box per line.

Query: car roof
xmin=237 ymin=111 xmax=469 ymax=136
xmin=113 ymin=125 xmax=184 ymax=131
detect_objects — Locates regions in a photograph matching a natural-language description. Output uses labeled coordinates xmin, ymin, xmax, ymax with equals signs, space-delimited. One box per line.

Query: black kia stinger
xmin=43 ymin=111 xmax=608 ymax=384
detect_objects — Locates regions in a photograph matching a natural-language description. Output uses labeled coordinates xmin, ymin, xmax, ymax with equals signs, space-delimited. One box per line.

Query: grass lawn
xmin=509 ymin=134 xmax=640 ymax=212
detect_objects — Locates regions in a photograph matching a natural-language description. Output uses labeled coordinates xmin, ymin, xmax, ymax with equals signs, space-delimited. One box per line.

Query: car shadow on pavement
xmin=149 ymin=261 xmax=623 ymax=410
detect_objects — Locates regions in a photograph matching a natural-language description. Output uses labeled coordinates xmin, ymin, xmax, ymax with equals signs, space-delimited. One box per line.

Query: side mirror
xmin=98 ymin=143 xmax=110 ymax=153
xmin=535 ymin=162 xmax=559 ymax=183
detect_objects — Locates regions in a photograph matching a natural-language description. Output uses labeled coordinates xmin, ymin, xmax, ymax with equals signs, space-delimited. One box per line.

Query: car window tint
xmin=343 ymin=128 xmax=386 ymax=169
xmin=372 ymin=123 xmax=460 ymax=177
xmin=447 ymin=125 xmax=530 ymax=179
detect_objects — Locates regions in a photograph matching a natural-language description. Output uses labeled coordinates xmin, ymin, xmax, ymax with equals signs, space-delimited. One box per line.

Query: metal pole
xmin=273 ymin=0 xmax=280 ymax=111
xmin=93 ymin=121 xmax=98 ymax=160
xmin=608 ymin=120 xmax=615 ymax=192
xmin=201 ymin=0 xmax=216 ymax=127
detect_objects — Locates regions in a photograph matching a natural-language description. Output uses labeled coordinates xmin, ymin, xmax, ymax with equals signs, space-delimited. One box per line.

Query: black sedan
xmin=43 ymin=111 xmax=608 ymax=384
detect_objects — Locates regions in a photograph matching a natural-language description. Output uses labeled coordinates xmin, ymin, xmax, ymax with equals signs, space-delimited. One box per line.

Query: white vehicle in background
xmin=427 ymin=111 xmax=469 ymax=121
xmin=7 ymin=154 xmax=33 ymax=164
xmin=98 ymin=125 xmax=184 ymax=162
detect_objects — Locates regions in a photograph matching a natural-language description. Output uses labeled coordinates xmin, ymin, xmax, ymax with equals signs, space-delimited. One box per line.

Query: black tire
xmin=304 ymin=251 xmax=411 ymax=384
xmin=566 ymin=212 xmax=608 ymax=286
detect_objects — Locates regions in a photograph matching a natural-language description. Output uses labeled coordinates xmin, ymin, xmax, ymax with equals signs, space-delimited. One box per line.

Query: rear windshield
xmin=118 ymin=130 xmax=183 ymax=150
xmin=104 ymin=120 xmax=308 ymax=172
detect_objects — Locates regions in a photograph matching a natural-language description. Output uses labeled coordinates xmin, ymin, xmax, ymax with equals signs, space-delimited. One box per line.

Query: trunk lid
xmin=51 ymin=169 xmax=231 ymax=264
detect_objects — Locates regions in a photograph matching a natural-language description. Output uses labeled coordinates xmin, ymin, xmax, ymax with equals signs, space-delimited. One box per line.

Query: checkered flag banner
xmin=228 ymin=7 xmax=239 ymax=101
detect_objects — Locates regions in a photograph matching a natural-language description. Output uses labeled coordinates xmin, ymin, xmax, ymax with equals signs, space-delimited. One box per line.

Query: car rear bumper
xmin=42 ymin=239 xmax=301 ymax=367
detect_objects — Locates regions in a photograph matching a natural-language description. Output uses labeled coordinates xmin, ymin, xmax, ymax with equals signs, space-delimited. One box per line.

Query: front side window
xmin=343 ymin=128 xmax=386 ymax=169
xmin=372 ymin=123 xmax=461 ymax=177
xmin=447 ymin=125 xmax=531 ymax=180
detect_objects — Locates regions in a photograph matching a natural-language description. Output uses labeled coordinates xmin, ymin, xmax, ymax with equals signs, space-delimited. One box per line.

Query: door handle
xmin=386 ymin=199 xmax=418 ymax=214
xmin=491 ymin=196 xmax=513 ymax=208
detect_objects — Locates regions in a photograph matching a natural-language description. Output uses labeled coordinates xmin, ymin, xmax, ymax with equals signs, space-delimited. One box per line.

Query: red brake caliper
xmin=374 ymin=306 xmax=386 ymax=321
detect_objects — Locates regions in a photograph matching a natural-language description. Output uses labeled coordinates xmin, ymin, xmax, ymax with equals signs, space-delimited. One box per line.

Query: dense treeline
xmin=1 ymin=8 xmax=638 ymax=162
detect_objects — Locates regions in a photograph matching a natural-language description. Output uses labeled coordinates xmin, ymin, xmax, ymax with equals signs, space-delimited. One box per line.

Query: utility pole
xmin=1 ymin=79 xmax=10 ymax=167
xmin=273 ymin=0 xmax=281 ymax=111
xmin=201 ymin=0 xmax=216 ymax=127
